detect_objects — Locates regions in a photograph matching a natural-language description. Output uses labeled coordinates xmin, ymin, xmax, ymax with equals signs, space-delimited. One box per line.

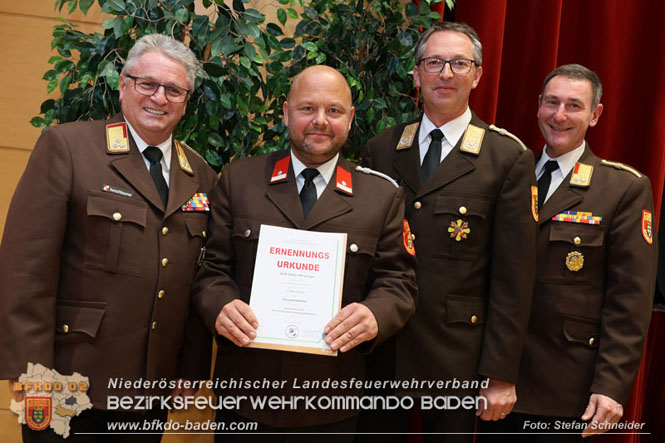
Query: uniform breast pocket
xmin=433 ymin=195 xmax=490 ymax=259
xmin=342 ymin=231 xmax=378 ymax=304
xmin=232 ymin=219 xmax=263 ymax=287
xmin=183 ymin=212 xmax=209 ymax=275
xmin=543 ymin=222 xmax=605 ymax=283
xmin=83 ymin=193 xmax=147 ymax=276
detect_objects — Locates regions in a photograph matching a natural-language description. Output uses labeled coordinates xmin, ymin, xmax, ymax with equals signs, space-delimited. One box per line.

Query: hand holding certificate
xmin=247 ymin=225 xmax=347 ymax=356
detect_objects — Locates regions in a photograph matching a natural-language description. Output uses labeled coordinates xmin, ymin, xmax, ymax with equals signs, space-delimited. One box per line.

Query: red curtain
xmin=454 ymin=0 xmax=665 ymax=223
xmin=451 ymin=1 xmax=665 ymax=442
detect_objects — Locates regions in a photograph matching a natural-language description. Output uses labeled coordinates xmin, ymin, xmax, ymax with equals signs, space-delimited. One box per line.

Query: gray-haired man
xmin=0 ymin=33 xmax=216 ymax=442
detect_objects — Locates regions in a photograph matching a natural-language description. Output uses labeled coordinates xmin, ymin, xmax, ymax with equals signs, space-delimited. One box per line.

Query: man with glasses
xmin=360 ymin=22 xmax=537 ymax=441
xmin=0 ymin=33 xmax=216 ymax=442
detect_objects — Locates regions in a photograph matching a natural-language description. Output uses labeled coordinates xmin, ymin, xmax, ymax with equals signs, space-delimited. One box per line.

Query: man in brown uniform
xmin=360 ymin=22 xmax=537 ymax=440
xmin=0 ymin=34 xmax=216 ymax=442
xmin=481 ymin=64 xmax=657 ymax=441
xmin=192 ymin=65 xmax=417 ymax=441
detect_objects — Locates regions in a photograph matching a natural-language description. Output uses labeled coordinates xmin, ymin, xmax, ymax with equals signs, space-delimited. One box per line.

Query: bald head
xmin=288 ymin=65 xmax=352 ymax=104
xmin=283 ymin=65 xmax=355 ymax=167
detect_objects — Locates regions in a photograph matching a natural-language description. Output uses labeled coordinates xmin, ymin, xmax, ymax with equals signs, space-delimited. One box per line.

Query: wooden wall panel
xmin=0 ymin=13 xmax=103 ymax=152
xmin=0 ymin=1 xmax=107 ymax=22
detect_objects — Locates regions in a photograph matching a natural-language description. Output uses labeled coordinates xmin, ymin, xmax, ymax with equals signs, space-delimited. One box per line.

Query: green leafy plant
xmin=34 ymin=0 xmax=450 ymax=169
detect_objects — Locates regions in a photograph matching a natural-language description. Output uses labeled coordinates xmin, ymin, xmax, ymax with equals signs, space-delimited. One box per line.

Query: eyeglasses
xmin=125 ymin=75 xmax=190 ymax=103
xmin=418 ymin=57 xmax=477 ymax=75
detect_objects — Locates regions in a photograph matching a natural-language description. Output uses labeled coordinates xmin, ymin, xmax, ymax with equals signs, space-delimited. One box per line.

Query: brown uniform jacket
xmin=0 ymin=114 xmax=216 ymax=408
xmin=192 ymin=151 xmax=417 ymax=427
xmin=514 ymin=145 xmax=656 ymax=416
xmin=362 ymin=113 xmax=537 ymax=394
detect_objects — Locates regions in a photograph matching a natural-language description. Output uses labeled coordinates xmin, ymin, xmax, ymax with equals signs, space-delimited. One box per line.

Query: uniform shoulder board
xmin=489 ymin=124 xmax=527 ymax=151
xmin=179 ymin=141 xmax=206 ymax=162
xmin=355 ymin=166 xmax=399 ymax=188
xmin=600 ymin=159 xmax=642 ymax=178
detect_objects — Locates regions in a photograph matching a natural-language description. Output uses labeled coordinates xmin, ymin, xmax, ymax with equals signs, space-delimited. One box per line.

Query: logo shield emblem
xmin=25 ymin=397 xmax=52 ymax=431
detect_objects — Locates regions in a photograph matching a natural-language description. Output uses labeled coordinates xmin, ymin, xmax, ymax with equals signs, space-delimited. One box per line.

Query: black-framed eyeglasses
xmin=418 ymin=57 xmax=478 ymax=75
xmin=125 ymin=75 xmax=190 ymax=103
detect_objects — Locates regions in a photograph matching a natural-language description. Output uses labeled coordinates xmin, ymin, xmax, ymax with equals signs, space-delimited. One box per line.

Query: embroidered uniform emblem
xmin=460 ymin=124 xmax=485 ymax=155
xmin=402 ymin=220 xmax=416 ymax=255
xmin=182 ymin=193 xmax=210 ymax=212
xmin=642 ymin=210 xmax=653 ymax=245
xmin=396 ymin=123 xmax=419 ymax=150
xmin=570 ymin=162 xmax=594 ymax=187
xmin=106 ymin=122 xmax=129 ymax=153
xmin=552 ymin=211 xmax=602 ymax=225
xmin=335 ymin=166 xmax=353 ymax=195
xmin=271 ymin=157 xmax=290 ymax=183
xmin=565 ymin=251 xmax=584 ymax=272
xmin=174 ymin=141 xmax=193 ymax=175
xmin=448 ymin=219 xmax=470 ymax=241
xmin=531 ymin=186 xmax=538 ymax=222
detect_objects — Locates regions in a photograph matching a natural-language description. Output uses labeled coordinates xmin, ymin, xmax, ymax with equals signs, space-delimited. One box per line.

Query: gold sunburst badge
xmin=448 ymin=219 xmax=470 ymax=242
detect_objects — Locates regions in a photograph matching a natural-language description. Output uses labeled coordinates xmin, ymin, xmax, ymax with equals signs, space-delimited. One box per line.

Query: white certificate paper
xmin=248 ymin=224 xmax=347 ymax=356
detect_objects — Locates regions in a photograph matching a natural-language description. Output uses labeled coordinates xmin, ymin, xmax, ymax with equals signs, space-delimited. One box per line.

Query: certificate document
xmin=248 ymin=224 xmax=347 ymax=356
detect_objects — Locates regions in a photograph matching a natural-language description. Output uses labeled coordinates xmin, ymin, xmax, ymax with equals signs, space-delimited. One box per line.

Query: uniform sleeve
xmin=478 ymin=147 xmax=537 ymax=382
xmin=0 ymin=128 xmax=73 ymax=378
xmin=177 ymin=164 xmax=218 ymax=381
xmin=360 ymin=141 xmax=374 ymax=169
xmin=590 ymin=175 xmax=656 ymax=404
xmin=361 ymin=186 xmax=418 ymax=348
xmin=191 ymin=165 xmax=242 ymax=334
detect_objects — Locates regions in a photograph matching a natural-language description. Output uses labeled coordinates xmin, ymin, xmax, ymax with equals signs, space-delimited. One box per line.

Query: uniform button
xmin=349 ymin=244 xmax=359 ymax=253
xmin=152 ymin=321 xmax=158 ymax=330
xmin=588 ymin=337 xmax=595 ymax=346
xmin=112 ymin=212 xmax=122 ymax=221
xmin=413 ymin=201 xmax=422 ymax=210
xmin=62 ymin=324 xmax=69 ymax=333
xmin=470 ymin=315 xmax=478 ymax=324
xmin=574 ymin=236 xmax=581 ymax=245
xmin=161 ymin=258 xmax=169 ymax=267
xmin=459 ymin=206 xmax=467 ymax=215
xmin=202 ymin=230 xmax=207 ymax=238
xmin=157 ymin=290 xmax=165 ymax=299
xmin=244 ymin=229 xmax=251 ymax=238
xmin=161 ymin=227 xmax=169 ymax=236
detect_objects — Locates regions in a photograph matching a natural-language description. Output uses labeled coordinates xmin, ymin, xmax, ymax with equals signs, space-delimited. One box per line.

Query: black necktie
xmin=143 ymin=146 xmax=169 ymax=208
xmin=422 ymin=129 xmax=444 ymax=181
xmin=300 ymin=168 xmax=319 ymax=218
xmin=537 ymin=160 xmax=559 ymax=209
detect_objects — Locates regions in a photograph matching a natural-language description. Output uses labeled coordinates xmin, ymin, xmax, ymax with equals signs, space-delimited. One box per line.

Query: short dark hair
xmin=541 ymin=64 xmax=603 ymax=108
xmin=415 ymin=22 xmax=482 ymax=66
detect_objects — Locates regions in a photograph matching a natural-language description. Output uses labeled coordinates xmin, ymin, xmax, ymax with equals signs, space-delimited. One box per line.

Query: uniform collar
xmin=290 ymin=150 xmax=339 ymax=186
xmin=124 ymin=119 xmax=172 ymax=174
xmin=419 ymin=106 xmax=472 ymax=149
xmin=536 ymin=141 xmax=585 ymax=180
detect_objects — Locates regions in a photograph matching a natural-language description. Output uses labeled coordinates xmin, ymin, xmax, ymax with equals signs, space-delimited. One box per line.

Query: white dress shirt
xmin=535 ymin=141 xmax=586 ymax=204
xmin=418 ymin=107 xmax=472 ymax=165
xmin=125 ymin=121 xmax=172 ymax=187
xmin=291 ymin=151 xmax=339 ymax=198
